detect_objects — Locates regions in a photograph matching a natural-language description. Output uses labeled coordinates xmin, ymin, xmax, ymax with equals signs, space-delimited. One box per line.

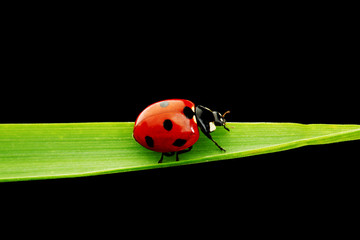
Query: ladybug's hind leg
xmin=158 ymin=152 xmax=175 ymax=163
xmin=158 ymin=148 xmax=192 ymax=163
xmin=158 ymin=153 xmax=164 ymax=164
xmin=175 ymin=146 xmax=193 ymax=161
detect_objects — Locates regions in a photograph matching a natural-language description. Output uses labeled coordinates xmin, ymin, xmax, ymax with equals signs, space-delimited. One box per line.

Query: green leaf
xmin=0 ymin=122 xmax=359 ymax=182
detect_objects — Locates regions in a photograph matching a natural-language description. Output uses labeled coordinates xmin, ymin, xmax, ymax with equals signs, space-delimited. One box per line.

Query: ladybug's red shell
xmin=133 ymin=99 xmax=199 ymax=153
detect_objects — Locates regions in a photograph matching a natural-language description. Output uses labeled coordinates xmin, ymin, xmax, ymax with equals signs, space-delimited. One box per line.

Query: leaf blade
xmin=0 ymin=122 xmax=359 ymax=182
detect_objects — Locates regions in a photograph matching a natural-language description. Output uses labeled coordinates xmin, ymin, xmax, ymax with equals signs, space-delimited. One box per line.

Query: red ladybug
xmin=133 ymin=99 xmax=230 ymax=163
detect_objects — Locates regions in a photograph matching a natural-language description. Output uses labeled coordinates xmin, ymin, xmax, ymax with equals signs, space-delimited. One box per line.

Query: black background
xmin=1 ymin=3 xmax=358 ymax=234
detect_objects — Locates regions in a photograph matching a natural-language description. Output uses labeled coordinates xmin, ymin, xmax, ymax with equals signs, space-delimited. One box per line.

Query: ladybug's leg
xmin=204 ymin=132 xmax=226 ymax=152
xmin=211 ymin=139 xmax=226 ymax=152
xmin=175 ymin=146 xmax=193 ymax=161
xmin=158 ymin=152 xmax=175 ymax=163
xmin=158 ymin=153 xmax=164 ymax=163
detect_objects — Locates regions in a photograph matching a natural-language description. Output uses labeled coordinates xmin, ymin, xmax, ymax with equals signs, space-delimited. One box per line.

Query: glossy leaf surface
xmin=0 ymin=122 xmax=359 ymax=182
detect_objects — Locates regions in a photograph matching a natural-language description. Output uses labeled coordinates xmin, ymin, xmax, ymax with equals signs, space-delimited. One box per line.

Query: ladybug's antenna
xmin=222 ymin=110 xmax=230 ymax=118
xmin=222 ymin=110 xmax=231 ymax=132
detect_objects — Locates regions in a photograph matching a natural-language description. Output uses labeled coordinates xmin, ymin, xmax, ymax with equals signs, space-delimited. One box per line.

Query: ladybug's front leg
xmin=203 ymin=132 xmax=226 ymax=152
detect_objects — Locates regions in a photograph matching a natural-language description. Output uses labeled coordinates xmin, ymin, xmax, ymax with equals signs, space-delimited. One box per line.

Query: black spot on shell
xmin=172 ymin=139 xmax=187 ymax=147
xmin=163 ymin=119 xmax=173 ymax=131
xmin=183 ymin=106 xmax=194 ymax=119
xmin=160 ymin=101 xmax=169 ymax=108
xmin=145 ymin=136 xmax=154 ymax=148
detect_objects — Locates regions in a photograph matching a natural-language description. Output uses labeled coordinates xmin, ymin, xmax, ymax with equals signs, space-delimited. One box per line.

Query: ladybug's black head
xmin=195 ymin=105 xmax=230 ymax=134
xmin=213 ymin=110 xmax=231 ymax=131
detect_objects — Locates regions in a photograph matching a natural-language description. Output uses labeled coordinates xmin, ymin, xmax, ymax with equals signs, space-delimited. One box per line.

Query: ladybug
xmin=133 ymin=99 xmax=230 ymax=163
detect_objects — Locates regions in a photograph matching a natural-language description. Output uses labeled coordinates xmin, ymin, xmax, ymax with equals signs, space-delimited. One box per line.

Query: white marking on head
xmin=192 ymin=105 xmax=197 ymax=123
xmin=209 ymin=122 xmax=216 ymax=132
